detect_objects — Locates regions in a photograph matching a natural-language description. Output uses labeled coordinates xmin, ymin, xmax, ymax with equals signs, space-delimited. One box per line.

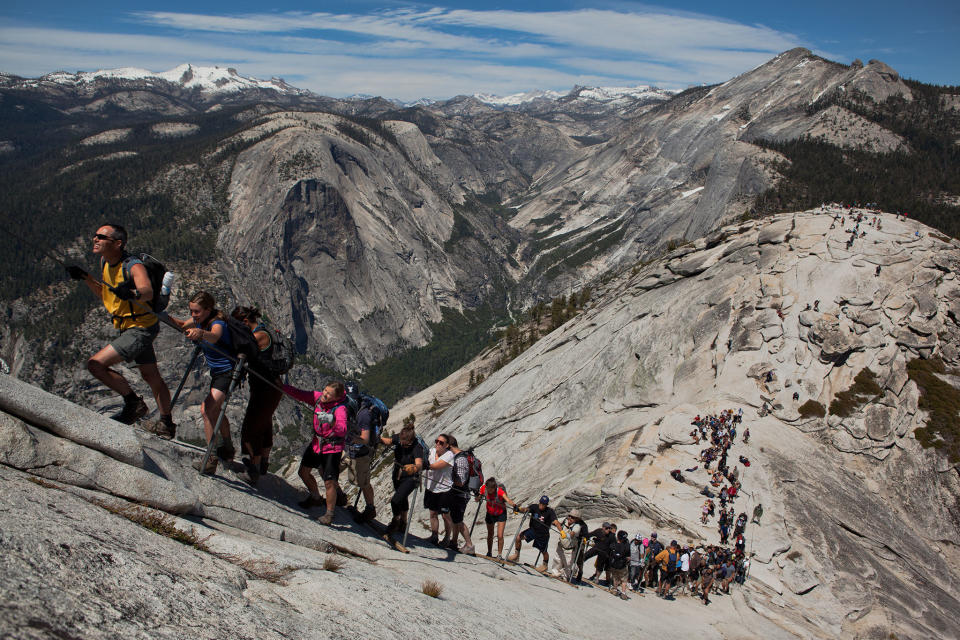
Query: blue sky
xmin=1 ymin=1 xmax=957 ymax=100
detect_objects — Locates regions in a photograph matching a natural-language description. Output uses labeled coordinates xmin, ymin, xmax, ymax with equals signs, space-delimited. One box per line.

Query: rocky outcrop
xmin=1 ymin=373 xmax=812 ymax=640
xmin=402 ymin=208 xmax=960 ymax=640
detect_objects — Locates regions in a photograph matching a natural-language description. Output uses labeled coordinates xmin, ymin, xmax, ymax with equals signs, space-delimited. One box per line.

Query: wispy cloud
xmin=0 ymin=6 xmax=813 ymax=100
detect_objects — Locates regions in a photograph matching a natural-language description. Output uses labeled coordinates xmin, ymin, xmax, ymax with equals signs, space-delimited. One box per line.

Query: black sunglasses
xmin=93 ymin=233 xmax=116 ymax=241
xmin=435 ymin=439 xmax=447 ymax=445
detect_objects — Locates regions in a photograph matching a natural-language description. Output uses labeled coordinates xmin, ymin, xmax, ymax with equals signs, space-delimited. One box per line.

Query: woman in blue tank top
xmin=169 ymin=291 xmax=237 ymax=474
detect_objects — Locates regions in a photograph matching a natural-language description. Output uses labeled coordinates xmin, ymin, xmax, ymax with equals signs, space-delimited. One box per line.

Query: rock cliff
xmin=394 ymin=206 xmax=960 ymax=639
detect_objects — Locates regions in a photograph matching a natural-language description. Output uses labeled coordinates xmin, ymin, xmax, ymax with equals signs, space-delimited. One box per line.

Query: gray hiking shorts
xmin=111 ymin=325 xmax=159 ymax=365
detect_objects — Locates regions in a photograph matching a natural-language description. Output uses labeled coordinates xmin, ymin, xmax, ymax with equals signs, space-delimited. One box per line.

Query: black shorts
xmin=300 ymin=446 xmax=342 ymax=481
xmin=485 ymin=511 xmax=507 ymax=524
xmin=424 ymin=489 xmax=451 ymax=514
xmin=522 ymin=529 xmax=549 ymax=553
xmin=450 ymin=493 xmax=470 ymax=524
xmin=210 ymin=370 xmax=233 ymax=393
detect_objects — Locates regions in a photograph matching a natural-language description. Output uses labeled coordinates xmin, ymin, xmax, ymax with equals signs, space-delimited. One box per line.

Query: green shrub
xmin=798 ymin=400 xmax=826 ymax=418
xmin=907 ymin=358 xmax=960 ymax=463
xmin=829 ymin=368 xmax=882 ymax=417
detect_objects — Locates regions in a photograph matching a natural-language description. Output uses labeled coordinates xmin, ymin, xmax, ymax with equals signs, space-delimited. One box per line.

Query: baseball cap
xmin=539 ymin=495 xmax=550 ymax=504
xmin=651 ymin=532 xmax=658 ymax=538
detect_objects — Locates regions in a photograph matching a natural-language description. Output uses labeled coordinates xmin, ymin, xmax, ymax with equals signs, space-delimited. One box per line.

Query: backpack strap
xmin=315 ymin=400 xmax=347 ymax=445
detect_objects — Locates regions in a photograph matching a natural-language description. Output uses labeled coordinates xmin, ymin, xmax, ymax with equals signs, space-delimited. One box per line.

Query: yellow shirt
xmin=101 ymin=258 xmax=157 ymax=330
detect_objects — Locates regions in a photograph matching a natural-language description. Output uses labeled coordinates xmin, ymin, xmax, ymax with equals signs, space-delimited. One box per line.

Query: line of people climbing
xmin=65 ymin=222 xmax=755 ymax=605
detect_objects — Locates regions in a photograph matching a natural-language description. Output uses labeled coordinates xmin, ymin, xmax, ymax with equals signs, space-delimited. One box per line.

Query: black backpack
xmin=103 ymin=253 xmax=170 ymax=324
xmin=254 ymin=321 xmax=295 ymax=378
xmin=224 ymin=315 xmax=261 ymax=363
xmin=611 ymin=542 xmax=630 ymax=570
xmin=122 ymin=253 xmax=169 ymax=312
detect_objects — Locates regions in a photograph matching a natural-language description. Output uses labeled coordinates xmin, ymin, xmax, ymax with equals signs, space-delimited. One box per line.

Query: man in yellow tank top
xmin=67 ymin=224 xmax=174 ymax=433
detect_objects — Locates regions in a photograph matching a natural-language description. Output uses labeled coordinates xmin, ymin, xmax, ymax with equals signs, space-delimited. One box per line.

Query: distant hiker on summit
xmin=68 ymin=224 xmax=173 ymax=433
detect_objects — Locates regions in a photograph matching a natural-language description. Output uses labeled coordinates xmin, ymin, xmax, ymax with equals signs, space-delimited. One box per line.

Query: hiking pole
xmin=198 ymin=354 xmax=246 ymax=475
xmin=506 ymin=511 xmax=531 ymax=560
xmin=0 ymin=226 xmax=71 ymax=268
xmin=170 ymin=344 xmax=203 ymax=410
xmin=401 ymin=476 xmax=421 ymax=550
xmin=469 ymin=494 xmax=486 ymax=536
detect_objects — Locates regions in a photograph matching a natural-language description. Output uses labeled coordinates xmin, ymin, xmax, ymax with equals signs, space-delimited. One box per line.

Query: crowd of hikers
xmin=65 ymin=222 xmax=756 ymax=605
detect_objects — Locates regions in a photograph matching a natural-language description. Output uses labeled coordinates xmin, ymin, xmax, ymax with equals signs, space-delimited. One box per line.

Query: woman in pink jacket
xmin=285 ymin=380 xmax=348 ymax=525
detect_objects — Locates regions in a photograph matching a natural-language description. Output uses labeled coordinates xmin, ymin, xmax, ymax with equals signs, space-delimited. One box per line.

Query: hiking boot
xmin=460 ymin=544 xmax=475 ymax=555
xmin=385 ymin=519 xmax=397 ymax=535
xmin=112 ymin=395 xmax=148 ymax=425
xmin=242 ymin=457 xmax=260 ymax=486
xmin=535 ymin=563 xmax=548 ymax=572
xmin=361 ymin=504 xmax=376 ymax=522
xmin=145 ymin=415 xmax=176 ymax=440
xmin=427 ymin=532 xmax=439 ymax=546
xmin=316 ymin=511 xmax=334 ymax=526
xmin=216 ymin=442 xmax=236 ymax=462
xmin=259 ymin=456 xmax=269 ymax=475
xmin=298 ymin=494 xmax=325 ymax=509
xmin=507 ymin=551 xmax=519 ymax=563
xmin=335 ymin=487 xmax=348 ymax=507
xmin=192 ymin=456 xmax=218 ymax=475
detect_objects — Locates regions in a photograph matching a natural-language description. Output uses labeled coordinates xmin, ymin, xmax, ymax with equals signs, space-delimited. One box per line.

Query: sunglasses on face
xmin=93 ymin=233 xmax=116 ymax=241
xmin=435 ymin=439 xmax=447 ymax=445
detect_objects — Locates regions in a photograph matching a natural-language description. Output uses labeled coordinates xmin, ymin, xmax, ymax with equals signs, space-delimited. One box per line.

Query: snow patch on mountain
xmin=473 ymin=84 xmax=675 ymax=108
xmin=33 ymin=64 xmax=308 ymax=96
xmin=473 ymin=89 xmax=564 ymax=106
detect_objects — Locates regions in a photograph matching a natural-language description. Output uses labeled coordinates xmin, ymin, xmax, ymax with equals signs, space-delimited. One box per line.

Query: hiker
xmin=700 ymin=564 xmax=715 ymax=605
xmin=424 ymin=433 xmax=456 ymax=547
xmin=654 ymin=540 xmax=680 ymax=597
xmin=743 ymin=427 xmax=750 ymax=444
xmin=379 ymin=424 xmax=425 ymax=537
xmin=734 ymin=512 xmax=748 ymax=537
xmin=507 ymin=495 xmax=563 ymax=571
xmin=478 ymin=477 xmax=517 ymax=557
xmin=231 ymin=306 xmax=283 ymax=485
xmin=582 ymin=522 xmax=615 ymax=583
xmin=341 ymin=381 xmax=377 ymax=522
xmin=609 ymin=530 xmax=631 ymax=599
xmin=168 ymin=291 xmax=238 ymax=474
xmin=558 ymin=509 xmax=588 ymax=581
xmin=752 ymin=503 xmax=763 ymax=525
xmin=446 ymin=436 xmax=477 ymax=554
xmin=719 ymin=559 xmax=736 ymax=593
xmin=284 ymin=379 xmax=348 ymax=525
xmin=629 ymin=534 xmax=645 ymax=591
xmin=68 ymin=224 xmax=173 ymax=432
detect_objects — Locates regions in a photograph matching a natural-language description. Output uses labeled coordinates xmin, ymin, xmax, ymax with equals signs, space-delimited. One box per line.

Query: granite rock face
xmin=403 ymin=208 xmax=960 ymax=640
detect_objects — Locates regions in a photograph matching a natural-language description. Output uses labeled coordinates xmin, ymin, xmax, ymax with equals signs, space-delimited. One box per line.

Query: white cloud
xmin=0 ymin=6 xmax=813 ymax=100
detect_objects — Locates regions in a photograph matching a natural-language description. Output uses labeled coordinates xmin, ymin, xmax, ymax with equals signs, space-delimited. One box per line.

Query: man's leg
xmin=138 ymin=363 xmax=171 ymax=414
xmin=87 ymin=345 xmax=132 ymax=396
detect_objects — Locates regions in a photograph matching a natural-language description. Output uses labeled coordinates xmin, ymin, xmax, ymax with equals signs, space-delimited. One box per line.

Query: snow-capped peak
xmin=472 ymin=84 xmax=674 ymax=107
xmin=568 ymin=85 xmax=674 ymax=102
xmin=473 ymin=89 xmax=564 ymax=106
xmin=33 ymin=64 xmax=308 ymax=95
